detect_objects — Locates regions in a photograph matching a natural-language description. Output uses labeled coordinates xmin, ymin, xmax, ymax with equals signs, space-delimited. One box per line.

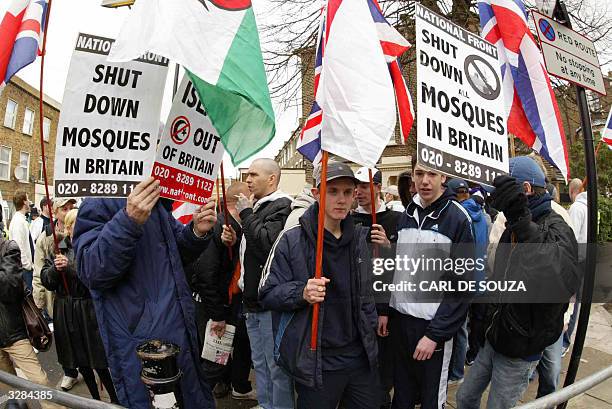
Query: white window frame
xmin=43 ymin=117 xmax=51 ymax=142
xmin=0 ymin=146 xmax=11 ymax=181
xmin=3 ymin=99 xmax=18 ymax=129
xmin=38 ymin=157 xmax=44 ymax=182
xmin=18 ymin=151 xmax=30 ymax=183
xmin=22 ymin=107 xmax=35 ymax=135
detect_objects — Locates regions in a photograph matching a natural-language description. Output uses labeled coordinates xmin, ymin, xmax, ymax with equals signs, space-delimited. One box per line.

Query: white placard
xmin=532 ymin=10 xmax=606 ymax=95
xmin=416 ymin=4 xmax=509 ymax=186
xmin=202 ymin=320 xmax=235 ymax=366
xmin=152 ymin=76 xmax=224 ymax=205
xmin=535 ymin=0 xmax=558 ymax=18
xmin=53 ymin=32 xmax=169 ymax=198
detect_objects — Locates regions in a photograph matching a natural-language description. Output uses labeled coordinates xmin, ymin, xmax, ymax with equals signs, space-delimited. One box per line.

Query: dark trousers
xmin=295 ymin=364 xmax=380 ymax=409
xmin=378 ymin=334 xmax=393 ymax=407
xmin=390 ymin=312 xmax=453 ymax=409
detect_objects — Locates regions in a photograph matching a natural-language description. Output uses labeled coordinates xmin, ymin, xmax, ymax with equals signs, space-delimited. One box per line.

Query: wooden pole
xmin=38 ymin=0 xmax=68 ymax=294
xmin=311 ymin=150 xmax=329 ymax=350
xmin=220 ymin=162 xmax=232 ymax=259
xmin=368 ymin=168 xmax=379 ymax=258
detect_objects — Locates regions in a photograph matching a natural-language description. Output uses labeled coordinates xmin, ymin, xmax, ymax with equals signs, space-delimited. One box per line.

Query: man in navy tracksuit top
xmin=390 ymin=163 xmax=475 ymax=409
xmin=259 ymin=162 xmax=379 ymax=409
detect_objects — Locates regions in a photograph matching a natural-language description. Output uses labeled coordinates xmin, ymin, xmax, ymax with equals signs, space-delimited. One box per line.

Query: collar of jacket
xmin=407 ymin=189 xmax=454 ymax=220
xmin=528 ymin=193 xmax=552 ymax=222
xmin=253 ymin=189 xmax=292 ymax=213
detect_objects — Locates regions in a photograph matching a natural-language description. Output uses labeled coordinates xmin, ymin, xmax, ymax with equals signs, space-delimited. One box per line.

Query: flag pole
xmin=219 ymin=161 xmax=232 ymax=259
xmin=311 ymin=150 xmax=329 ymax=350
xmin=368 ymin=168 xmax=379 ymax=258
xmin=38 ymin=0 xmax=68 ymax=294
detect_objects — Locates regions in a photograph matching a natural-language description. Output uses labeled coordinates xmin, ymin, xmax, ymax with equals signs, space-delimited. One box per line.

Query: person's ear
xmin=440 ymin=174 xmax=447 ymax=184
xmin=311 ymin=187 xmax=320 ymax=201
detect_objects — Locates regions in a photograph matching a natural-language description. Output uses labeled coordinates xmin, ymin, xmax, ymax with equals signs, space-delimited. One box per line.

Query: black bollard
xmin=136 ymin=340 xmax=184 ymax=409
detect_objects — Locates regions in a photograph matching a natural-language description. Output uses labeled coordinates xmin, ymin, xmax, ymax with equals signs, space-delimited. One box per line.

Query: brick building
xmin=0 ymin=76 xmax=61 ymax=221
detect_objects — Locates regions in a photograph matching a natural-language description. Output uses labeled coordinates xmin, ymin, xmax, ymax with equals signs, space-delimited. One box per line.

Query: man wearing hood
xmin=352 ymin=166 xmax=402 ymax=409
xmin=259 ymin=161 xmax=379 ymax=408
xmin=390 ymin=163 xmax=475 ymax=409
xmin=457 ymin=156 xmax=579 ymax=409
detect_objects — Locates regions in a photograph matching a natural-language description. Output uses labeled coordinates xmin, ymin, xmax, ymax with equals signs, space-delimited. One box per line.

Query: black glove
xmin=491 ymin=175 xmax=528 ymax=222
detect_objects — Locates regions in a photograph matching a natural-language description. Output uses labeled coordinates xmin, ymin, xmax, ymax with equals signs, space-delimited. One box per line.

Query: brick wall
xmin=0 ymin=77 xmax=60 ymax=213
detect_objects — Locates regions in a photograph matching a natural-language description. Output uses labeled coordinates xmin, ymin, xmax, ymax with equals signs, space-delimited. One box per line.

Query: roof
xmin=9 ymin=75 xmax=61 ymax=111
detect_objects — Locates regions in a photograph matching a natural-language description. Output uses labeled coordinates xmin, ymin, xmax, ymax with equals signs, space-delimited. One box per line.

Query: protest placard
xmin=152 ymin=76 xmax=224 ymax=204
xmin=53 ymin=32 xmax=168 ymax=198
xmin=416 ymin=4 xmax=509 ymax=186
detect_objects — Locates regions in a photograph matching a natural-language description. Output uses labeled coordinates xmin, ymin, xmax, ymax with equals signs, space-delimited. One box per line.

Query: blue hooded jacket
xmin=73 ymin=199 xmax=214 ymax=409
xmin=461 ymin=198 xmax=488 ymax=284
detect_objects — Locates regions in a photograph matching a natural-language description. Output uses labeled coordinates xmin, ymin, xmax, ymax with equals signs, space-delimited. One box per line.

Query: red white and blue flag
xmin=603 ymin=105 xmax=612 ymax=149
xmin=297 ymin=0 xmax=414 ymax=164
xmin=0 ymin=0 xmax=48 ymax=91
xmin=479 ymin=0 xmax=570 ymax=181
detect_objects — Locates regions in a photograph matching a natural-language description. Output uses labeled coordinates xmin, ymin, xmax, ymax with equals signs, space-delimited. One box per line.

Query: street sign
xmin=532 ymin=10 xmax=606 ymax=95
xmin=535 ymin=0 xmax=558 ymax=18
xmin=415 ymin=4 xmax=508 ymax=186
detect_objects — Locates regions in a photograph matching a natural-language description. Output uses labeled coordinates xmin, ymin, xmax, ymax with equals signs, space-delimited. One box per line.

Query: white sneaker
xmin=249 ymin=406 xmax=264 ymax=409
xmin=60 ymin=374 xmax=82 ymax=391
xmin=232 ymin=388 xmax=257 ymax=400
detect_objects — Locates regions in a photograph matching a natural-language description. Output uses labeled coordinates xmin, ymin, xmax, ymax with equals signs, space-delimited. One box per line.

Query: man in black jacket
xmin=352 ymin=166 xmax=402 ymax=408
xmin=259 ymin=161 xmax=379 ymax=409
xmin=457 ymin=156 xmax=579 ymax=409
xmin=0 ymin=236 xmax=53 ymax=408
xmin=185 ymin=182 xmax=256 ymax=401
xmin=236 ymin=158 xmax=293 ymax=409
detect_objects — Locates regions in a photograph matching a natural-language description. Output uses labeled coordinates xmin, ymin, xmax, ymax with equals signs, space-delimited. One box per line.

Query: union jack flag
xmin=479 ymin=0 xmax=569 ymax=181
xmin=172 ymin=200 xmax=198 ymax=224
xmin=0 ymin=0 xmax=48 ymax=91
xmin=297 ymin=0 xmax=414 ymax=164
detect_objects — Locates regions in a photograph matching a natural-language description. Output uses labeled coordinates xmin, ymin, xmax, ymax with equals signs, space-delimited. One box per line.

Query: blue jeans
xmin=535 ymin=334 xmax=563 ymax=398
xmin=457 ymin=341 xmax=538 ymax=409
xmin=246 ymin=311 xmax=294 ymax=409
xmin=449 ymin=319 xmax=468 ymax=380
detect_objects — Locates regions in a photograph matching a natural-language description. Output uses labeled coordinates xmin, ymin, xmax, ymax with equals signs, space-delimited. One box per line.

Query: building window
xmin=43 ymin=117 xmax=51 ymax=142
xmin=17 ymin=151 xmax=30 ymax=182
xmin=38 ymin=157 xmax=45 ymax=182
xmin=0 ymin=146 xmax=11 ymax=180
xmin=3 ymin=99 xmax=18 ymax=129
xmin=22 ymin=107 xmax=35 ymax=135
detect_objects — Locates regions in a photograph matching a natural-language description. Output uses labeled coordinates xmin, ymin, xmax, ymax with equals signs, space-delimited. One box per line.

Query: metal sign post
xmin=553 ymin=2 xmax=599 ymax=408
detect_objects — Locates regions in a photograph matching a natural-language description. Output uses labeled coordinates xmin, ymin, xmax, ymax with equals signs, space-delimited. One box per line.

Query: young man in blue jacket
xmin=259 ymin=161 xmax=379 ymax=409
xmin=390 ymin=163 xmax=475 ymax=409
xmin=73 ymin=177 xmax=217 ymax=409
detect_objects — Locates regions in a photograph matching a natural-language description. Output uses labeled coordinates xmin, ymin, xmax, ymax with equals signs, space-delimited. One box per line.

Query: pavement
xmin=1 ymin=304 xmax=611 ymax=408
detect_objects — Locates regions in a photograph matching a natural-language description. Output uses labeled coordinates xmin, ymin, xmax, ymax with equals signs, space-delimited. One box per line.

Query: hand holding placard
xmin=193 ymin=201 xmax=217 ymax=237
xmin=126 ymin=177 xmax=160 ymax=225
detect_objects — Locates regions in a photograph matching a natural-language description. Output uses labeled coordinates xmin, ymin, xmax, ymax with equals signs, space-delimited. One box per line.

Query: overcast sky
xmin=3 ymin=0 xmax=300 ymax=177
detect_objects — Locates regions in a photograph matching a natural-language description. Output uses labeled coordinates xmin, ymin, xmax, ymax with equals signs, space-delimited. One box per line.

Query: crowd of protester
xmin=0 ymin=153 xmax=586 ymax=409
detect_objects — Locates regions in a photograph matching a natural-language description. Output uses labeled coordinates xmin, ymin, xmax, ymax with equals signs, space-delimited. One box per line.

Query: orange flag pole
xmin=368 ymin=168 xmax=379 ymax=258
xmin=220 ymin=161 xmax=232 ymax=260
xmin=311 ymin=150 xmax=329 ymax=350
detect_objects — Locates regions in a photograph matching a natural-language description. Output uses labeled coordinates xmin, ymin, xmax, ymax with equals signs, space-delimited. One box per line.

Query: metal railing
xmin=513 ymin=365 xmax=612 ymax=409
xmin=0 ymin=370 xmax=124 ymax=408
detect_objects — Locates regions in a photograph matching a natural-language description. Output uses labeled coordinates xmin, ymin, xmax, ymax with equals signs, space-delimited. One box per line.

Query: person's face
xmin=455 ymin=188 xmax=470 ymax=202
xmin=55 ymin=203 xmax=75 ymax=224
xmin=312 ymin=178 xmax=356 ymax=222
xmin=413 ymin=165 xmax=446 ymax=204
xmin=355 ymin=182 xmax=380 ymax=207
xmin=246 ymin=165 xmax=272 ymax=200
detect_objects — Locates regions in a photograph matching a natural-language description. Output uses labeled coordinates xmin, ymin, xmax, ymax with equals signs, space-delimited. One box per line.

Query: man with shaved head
xmin=232 ymin=158 xmax=293 ymax=409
